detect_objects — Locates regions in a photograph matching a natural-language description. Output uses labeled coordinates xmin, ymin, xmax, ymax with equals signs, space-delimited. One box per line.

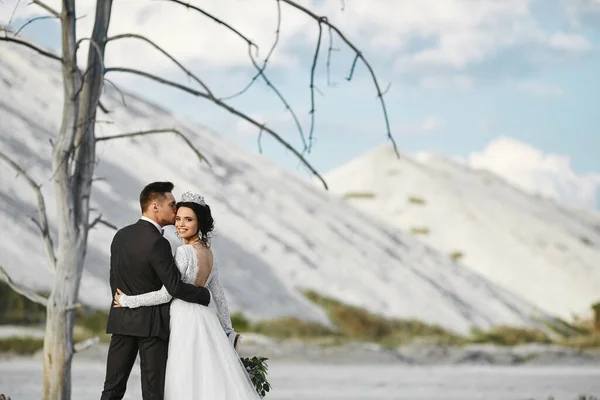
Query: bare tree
xmin=0 ymin=1 xmax=397 ymax=399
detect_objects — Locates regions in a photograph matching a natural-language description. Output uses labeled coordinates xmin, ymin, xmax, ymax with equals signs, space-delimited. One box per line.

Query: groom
xmin=100 ymin=181 xmax=211 ymax=400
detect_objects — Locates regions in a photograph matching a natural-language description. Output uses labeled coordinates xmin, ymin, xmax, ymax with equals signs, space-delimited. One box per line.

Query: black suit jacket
xmin=106 ymin=219 xmax=210 ymax=340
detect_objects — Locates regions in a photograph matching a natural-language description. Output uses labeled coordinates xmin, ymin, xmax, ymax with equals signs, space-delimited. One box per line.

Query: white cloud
xmin=401 ymin=116 xmax=441 ymax=137
xmin=1 ymin=0 xmax=306 ymax=71
xmin=564 ymin=0 xmax=600 ymax=26
xmin=419 ymin=74 xmax=473 ymax=90
xmin=468 ymin=137 xmax=600 ymax=209
xmin=1 ymin=0 xmax=593 ymax=82
xmin=518 ymin=82 xmax=564 ymax=97
xmin=547 ymin=32 xmax=592 ymax=53
xmin=476 ymin=117 xmax=492 ymax=133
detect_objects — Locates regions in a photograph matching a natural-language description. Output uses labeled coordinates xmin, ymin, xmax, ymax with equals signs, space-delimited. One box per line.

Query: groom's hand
xmin=113 ymin=289 xmax=124 ymax=308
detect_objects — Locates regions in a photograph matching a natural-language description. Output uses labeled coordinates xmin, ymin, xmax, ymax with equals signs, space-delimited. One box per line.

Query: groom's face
xmin=155 ymin=192 xmax=177 ymax=226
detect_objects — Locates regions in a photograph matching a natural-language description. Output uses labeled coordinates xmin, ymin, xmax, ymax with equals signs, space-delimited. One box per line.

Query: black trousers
xmin=100 ymin=334 xmax=168 ymax=400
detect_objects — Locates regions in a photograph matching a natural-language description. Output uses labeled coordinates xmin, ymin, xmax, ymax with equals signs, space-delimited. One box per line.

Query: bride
xmin=114 ymin=190 xmax=261 ymax=399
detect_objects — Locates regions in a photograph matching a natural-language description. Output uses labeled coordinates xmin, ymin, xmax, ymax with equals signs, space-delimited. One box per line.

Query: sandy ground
xmin=1 ymin=358 xmax=599 ymax=400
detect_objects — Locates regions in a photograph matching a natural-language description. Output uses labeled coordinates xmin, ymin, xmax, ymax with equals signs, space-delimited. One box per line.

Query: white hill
xmin=324 ymin=145 xmax=600 ymax=321
xmin=0 ymin=40 xmax=559 ymax=334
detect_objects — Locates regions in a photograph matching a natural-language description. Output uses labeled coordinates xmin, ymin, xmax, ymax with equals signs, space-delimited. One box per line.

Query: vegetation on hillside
xmin=0 ymin=281 xmax=110 ymax=354
xmin=1 ymin=282 xmax=598 ymax=354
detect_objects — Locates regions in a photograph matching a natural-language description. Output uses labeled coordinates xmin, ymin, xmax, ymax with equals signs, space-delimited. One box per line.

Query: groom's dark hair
xmin=139 ymin=181 xmax=175 ymax=212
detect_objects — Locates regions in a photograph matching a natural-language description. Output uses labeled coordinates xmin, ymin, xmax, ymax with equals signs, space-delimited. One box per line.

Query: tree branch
xmin=346 ymin=53 xmax=359 ymax=81
xmin=161 ymin=0 xmax=308 ymax=152
xmin=0 ymin=37 xmax=111 ymax=117
xmin=326 ymin=25 xmax=339 ymax=87
xmin=103 ymin=77 xmax=127 ymax=107
xmin=89 ymin=214 xmax=118 ymax=230
xmin=308 ymin=18 xmax=324 ymax=152
xmin=0 ymin=151 xmax=57 ymax=268
xmin=31 ymin=0 xmax=60 ymax=18
xmin=105 ymin=33 xmax=214 ymax=97
xmin=96 ymin=128 xmax=212 ymax=168
xmin=220 ymin=0 xmax=282 ymax=100
xmin=73 ymin=336 xmax=99 ymax=353
xmin=104 ymin=67 xmax=328 ymax=189
xmin=0 ymin=36 xmax=62 ymax=62
xmin=159 ymin=0 xmax=255 ymax=48
xmin=98 ymin=100 xmax=110 ymax=114
xmin=8 ymin=0 xmax=23 ymax=26
xmin=280 ymin=0 xmax=399 ymax=157
xmin=0 ymin=266 xmax=48 ymax=307
xmin=247 ymin=46 xmax=308 ymax=151
xmin=14 ymin=15 xmax=57 ymax=37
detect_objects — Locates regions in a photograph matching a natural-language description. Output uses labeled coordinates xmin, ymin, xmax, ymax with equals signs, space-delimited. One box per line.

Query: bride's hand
xmin=234 ymin=333 xmax=242 ymax=352
xmin=113 ymin=288 xmax=124 ymax=308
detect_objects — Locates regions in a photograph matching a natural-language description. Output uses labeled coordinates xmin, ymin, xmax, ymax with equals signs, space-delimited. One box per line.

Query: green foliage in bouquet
xmin=240 ymin=356 xmax=271 ymax=397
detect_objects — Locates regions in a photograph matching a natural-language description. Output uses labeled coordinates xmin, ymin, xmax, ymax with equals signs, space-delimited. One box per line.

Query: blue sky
xmin=1 ymin=0 xmax=599 ymax=208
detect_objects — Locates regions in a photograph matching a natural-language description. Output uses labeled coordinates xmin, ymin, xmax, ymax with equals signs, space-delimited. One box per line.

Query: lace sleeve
xmin=118 ymin=285 xmax=172 ymax=308
xmin=207 ymin=263 xmax=235 ymax=337
xmin=118 ymin=245 xmax=190 ymax=308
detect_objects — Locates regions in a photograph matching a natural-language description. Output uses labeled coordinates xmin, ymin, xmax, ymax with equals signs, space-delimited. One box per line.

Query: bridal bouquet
xmin=240 ymin=356 xmax=271 ymax=397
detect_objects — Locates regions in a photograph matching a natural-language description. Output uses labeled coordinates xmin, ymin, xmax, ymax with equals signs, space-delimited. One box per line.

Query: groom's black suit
xmin=101 ymin=219 xmax=211 ymax=400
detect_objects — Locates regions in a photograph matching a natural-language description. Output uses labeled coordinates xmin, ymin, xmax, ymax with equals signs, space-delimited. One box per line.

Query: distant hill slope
xmin=0 ymin=40 xmax=556 ymax=334
xmin=325 ymin=146 xmax=600 ymax=320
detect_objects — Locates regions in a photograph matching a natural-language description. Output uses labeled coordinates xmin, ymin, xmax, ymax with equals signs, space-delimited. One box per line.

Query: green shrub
xmin=231 ymin=312 xmax=251 ymax=332
xmin=561 ymin=333 xmax=600 ymax=349
xmin=342 ymin=192 xmax=376 ymax=200
xmin=0 ymin=337 xmax=44 ymax=355
xmin=303 ymin=290 xmax=462 ymax=346
xmin=407 ymin=196 xmax=426 ymax=205
xmin=449 ymin=251 xmax=464 ymax=262
xmin=0 ymin=281 xmax=46 ymax=324
xmin=410 ymin=227 xmax=430 ymax=235
xmin=75 ymin=308 xmax=109 ymax=334
xmin=469 ymin=326 xmax=551 ymax=346
xmin=251 ymin=317 xmax=336 ymax=339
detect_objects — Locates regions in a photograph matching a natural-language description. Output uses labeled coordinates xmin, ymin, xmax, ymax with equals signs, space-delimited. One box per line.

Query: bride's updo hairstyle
xmin=177 ymin=191 xmax=215 ymax=248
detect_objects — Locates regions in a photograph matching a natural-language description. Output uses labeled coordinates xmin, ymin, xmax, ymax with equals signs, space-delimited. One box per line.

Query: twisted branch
xmin=160 ymin=0 xmax=255 ymax=49
xmin=89 ymin=214 xmax=118 ymax=230
xmin=346 ymin=54 xmax=359 ymax=81
xmin=14 ymin=15 xmax=57 ymax=37
xmin=96 ymin=127 xmax=212 ymax=168
xmin=221 ymin=0 xmax=282 ymax=100
xmin=74 ymin=336 xmax=100 ymax=353
xmin=0 ymin=266 xmax=48 ymax=307
xmin=162 ymin=0 xmax=308 ymax=152
xmin=0 ymin=152 xmax=56 ymax=268
xmin=104 ymin=67 xmax=328 ymax=189
xmin=308 ymin=18 xmax=324 ymax=152
xmin=326 ymin=25 xmax=338 ymax=87
xmin=0 ymin=36 xmax=62 ymax=62
xmin=103 ymin=77 xmax=127 ymax=107
xmin=98 ymin=100 xmax=110 ymax=114
xmin=105 ymin=33 xmax=214 ymax=97
xmin=280 ymin=0 xmax=398 ymax=156
xmin=31 ymin=0 xmax=60 ymax=18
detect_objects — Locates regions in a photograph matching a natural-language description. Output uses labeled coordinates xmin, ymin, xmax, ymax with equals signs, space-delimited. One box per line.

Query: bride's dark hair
xmin=176 ymin=201 xmax=214 ymax=247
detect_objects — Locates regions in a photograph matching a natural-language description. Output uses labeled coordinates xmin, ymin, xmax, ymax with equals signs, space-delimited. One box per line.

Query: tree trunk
xmin=42 ymin=0 xmax=79 ymax=397
xmin=42 ymin=1 xmax=113 ymax=398
xmin=42 ymin=241 xmax=84 ymax=400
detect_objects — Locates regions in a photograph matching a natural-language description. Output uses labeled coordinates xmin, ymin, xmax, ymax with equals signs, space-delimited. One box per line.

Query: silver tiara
xmin=180 ymin=190 xmax=206 ymax=206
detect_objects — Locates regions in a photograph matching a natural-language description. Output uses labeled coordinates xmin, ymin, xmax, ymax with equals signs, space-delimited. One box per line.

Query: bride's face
xmin=175 ymin=207 xmax=199 ymax=240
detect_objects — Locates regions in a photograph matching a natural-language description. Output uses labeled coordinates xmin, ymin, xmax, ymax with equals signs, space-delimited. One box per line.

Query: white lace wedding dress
xmin=118 ymin=244 xmax=260 ymax=399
